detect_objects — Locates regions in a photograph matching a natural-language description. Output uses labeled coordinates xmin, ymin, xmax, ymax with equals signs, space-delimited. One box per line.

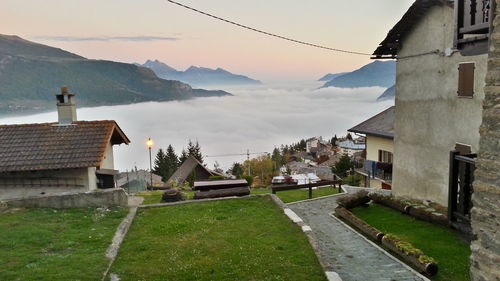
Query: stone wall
xmin=4 ymin=188 xmax=128 ymax=209
xmin=470 ymin=1 xmax=500 ymax=280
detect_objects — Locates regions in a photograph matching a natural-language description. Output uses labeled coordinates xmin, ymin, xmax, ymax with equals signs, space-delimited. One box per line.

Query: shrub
xmin=241 ymin=175 xmax=254 ymax=187
xmin=343 ymin=173 xmax=363 ymax=186
xmin=209 ymin=176 xmax=225 ymax=181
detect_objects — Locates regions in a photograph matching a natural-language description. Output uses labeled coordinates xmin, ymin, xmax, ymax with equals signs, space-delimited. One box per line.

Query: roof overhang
xmin=372 ymin=0 xmax=453 ymax=59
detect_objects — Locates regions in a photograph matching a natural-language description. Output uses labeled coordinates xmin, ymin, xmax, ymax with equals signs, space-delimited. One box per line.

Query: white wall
xmin=393 ymin=5 xmax=486 ymax=206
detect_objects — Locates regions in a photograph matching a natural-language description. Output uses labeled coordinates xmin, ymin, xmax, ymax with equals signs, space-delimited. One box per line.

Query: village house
xmin=305 ymin=136 xmax=332 ymax=157
xmin=116 ymin=170 xmax=163 ymax=193
xmin=349 ymin=106 xmax=395 ymax=190
xmin=0 ymin=87 xmax=130 ymax=200
xmin=372 ymin=0 xmax=487 ymax=209
xmin=337 ymin=139 xmax=365 ymax=156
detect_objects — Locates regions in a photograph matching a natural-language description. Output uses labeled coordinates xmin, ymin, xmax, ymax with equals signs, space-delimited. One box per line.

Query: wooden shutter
xmin=458 ymin=62 xmax=475 ymax=97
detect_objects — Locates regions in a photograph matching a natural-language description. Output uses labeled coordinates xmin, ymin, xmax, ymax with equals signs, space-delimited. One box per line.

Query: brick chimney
xmin=56 ymin=86 xmax=77 ymax=124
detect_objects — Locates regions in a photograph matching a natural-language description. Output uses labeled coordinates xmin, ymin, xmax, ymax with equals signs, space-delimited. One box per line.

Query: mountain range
xmin=137 ymin=59 xmax=261 ymax=87
xmin=0 ymin=34 xmax=231 ymax=115
xmin=318 ymin=72 xmax=348 ymax=82
xmin=320 ymin=60 xmax=395 ymax=88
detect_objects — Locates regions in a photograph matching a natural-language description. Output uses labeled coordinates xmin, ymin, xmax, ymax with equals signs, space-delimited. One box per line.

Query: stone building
xmin=373 ymin=0 xmax=487 ymax=206
xmin=470 ymin=0 xmax=500 ymax=279
xmin=0 ymin=87 xmax=130 ymax=200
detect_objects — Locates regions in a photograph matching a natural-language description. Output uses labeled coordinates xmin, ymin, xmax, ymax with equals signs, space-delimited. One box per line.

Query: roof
xmin=372 ymin=0 xmax=452 ymax=58
xmin=337 ymin=140 xmax=366 ymax=150
xmin=348 ymin=106 xmax=395 ymax=139
xmin=167 ymin=156 xmax=218 ymax=185
xmin=0 ymin=120 xmax=130 ymax=172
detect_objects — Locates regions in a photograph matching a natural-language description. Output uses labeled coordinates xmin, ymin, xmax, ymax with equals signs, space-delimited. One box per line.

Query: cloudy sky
xmin=1 ymin=0 xmax=413 ymax=81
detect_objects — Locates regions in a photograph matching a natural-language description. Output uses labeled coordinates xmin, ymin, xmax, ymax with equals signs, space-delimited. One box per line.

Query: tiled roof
xmin=0 ymin=120 xmax=130 ymax=172
xmin=348 ymin=106 xmax=395 ymax=139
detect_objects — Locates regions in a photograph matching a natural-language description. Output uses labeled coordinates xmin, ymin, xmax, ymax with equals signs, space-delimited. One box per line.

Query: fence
xmin=271 ymin=180 xmax=342 ymax=199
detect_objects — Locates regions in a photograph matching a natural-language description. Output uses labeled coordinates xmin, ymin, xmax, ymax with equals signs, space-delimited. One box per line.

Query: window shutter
xmin=458 ymin=62 xmax=475 ymax=97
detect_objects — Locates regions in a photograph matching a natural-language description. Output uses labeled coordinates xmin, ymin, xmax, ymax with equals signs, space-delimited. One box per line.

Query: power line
xmin=166 ymin=0 xmax=371 ymax=56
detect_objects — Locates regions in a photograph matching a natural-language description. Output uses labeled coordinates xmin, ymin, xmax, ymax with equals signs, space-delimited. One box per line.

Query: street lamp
xmin=146 ymin=138 xmax=153 ymax=190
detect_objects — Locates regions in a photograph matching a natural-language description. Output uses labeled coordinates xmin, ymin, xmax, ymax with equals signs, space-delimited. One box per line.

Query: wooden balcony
xmin=455 ymin=0 xmax=493 ymax=55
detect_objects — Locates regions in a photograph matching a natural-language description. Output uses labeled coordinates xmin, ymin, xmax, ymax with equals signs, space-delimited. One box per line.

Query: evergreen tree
xmin=271 ymin=147 xmax=283 ymax=171
xmin=187 ymin=139 xmax=203 ymax=163
xmin=332 ymin=154 xmax=354 ymax=178
xmin=230 ymin=162 xmax=244 ymax=178
xmin=346 ymin=133 xmax=353 ymax=140
xmin=165 ymin=144 xmax=179 ymax=180
xmin=213 ymin=161 xmax=224 ymax=174
xmin=331 ymin=135 xmax=338 ymax=146
xmin=179 ymin=148 xmax=189 ymax=164
xmin=153 ymin=149 xmax=168 ymax=181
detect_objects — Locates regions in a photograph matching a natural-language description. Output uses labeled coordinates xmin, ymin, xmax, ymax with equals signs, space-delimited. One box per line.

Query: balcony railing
xmin=361 ymin=160 xmax=392 ymax=182
xmin=455 ymin=0 xmax=492 ymax=54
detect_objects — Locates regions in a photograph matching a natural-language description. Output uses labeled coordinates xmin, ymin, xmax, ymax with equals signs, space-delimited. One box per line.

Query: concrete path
xmin=288 ymin=196 xmax=428 ymax=281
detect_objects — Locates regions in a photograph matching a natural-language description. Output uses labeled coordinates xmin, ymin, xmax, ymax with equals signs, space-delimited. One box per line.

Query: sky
xmin=1 ymin=0 xmax=413 ymax=81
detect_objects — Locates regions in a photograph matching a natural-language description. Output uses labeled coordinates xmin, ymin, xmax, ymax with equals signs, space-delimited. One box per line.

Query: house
xmin=0 ymin=87 xmax=130 ymax=200
xmin=116 ymin=170 xmax=164 ymax=193
xmin=167 ymin=156 xmax=221 ymax=187
xmin=372 ymin=0 xmax=488 ymax=207
xmin=349 ymin=107 xmax=395 ymax=190
xmin=306 ymin=137 xmax=331 ymax=156
xmin=337 ymin=140 xmax=365 ymax=156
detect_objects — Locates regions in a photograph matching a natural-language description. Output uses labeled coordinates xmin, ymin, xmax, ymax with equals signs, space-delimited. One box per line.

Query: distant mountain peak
xmin=140 ymin=60 xmax=261 ymax=86
xmin=321 ymin=60 xmax=396 ymax=88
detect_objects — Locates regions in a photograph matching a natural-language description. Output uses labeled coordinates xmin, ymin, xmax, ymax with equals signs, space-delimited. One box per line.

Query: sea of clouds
xmin=0 ymin=82 xmax=393 ymax=171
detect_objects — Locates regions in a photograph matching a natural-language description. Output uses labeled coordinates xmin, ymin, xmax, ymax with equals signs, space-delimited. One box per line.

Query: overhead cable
xmin=166 ymin=0 xmax=371 ymax=56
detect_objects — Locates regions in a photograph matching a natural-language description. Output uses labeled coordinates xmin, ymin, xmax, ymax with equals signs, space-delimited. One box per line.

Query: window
xmin=458 ymin=62 xmax=475 ymax=97
xmin=378 ymin=150 xmax=393 ymax=163
xmin=455 ymin=0 xmax=492 ymax=55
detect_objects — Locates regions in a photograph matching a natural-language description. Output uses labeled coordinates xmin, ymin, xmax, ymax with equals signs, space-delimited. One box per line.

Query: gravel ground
xmin=288 ymin=196 xmax=427 ymax=281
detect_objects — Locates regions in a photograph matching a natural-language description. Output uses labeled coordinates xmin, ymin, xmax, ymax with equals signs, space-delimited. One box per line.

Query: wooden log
xmin=381 ymin=236 xmax=438 ymax=276
xmin=337 ymin=191 xmax=370 ymax=209
xmin=370 ymin=193 xmax=406 ymax=213
xmin=335 ymin=207 xmax=385 ymax=241
xmin=407 ymin=206 xmax=449 ymax=227
xmin=194 ymin=187 xmax=250 ymax=200
xmin=161 ymin=189 xmax=185 ymax=203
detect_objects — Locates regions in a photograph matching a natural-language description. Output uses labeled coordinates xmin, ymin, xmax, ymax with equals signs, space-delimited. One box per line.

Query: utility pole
xmin=247 ymin=149 xmax=251 ymax=176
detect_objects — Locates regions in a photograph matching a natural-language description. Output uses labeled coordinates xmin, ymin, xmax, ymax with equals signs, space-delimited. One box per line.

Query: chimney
xmin=56 ymin=86 xmax=77 ymax=124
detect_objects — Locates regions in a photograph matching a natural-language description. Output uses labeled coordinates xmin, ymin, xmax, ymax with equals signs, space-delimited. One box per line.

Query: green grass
xmin=0 ymin=207 xmax=128 ymax=281
xmin=109 ymin=197 xmax=326 ymax=281
xmin=351 ymin=204 xmax=471 ymax=281
xmin=138 ymin=187 xmax=339 ymax=205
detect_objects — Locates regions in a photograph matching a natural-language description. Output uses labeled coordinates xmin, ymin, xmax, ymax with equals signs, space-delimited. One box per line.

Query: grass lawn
xmin=138 ymin=186 xmax=339 ymax=205
xmin=109 ymin=196 xmax=326 ymax=281
xmin=351 ymin=204 xmax=471 ymax=281
xmin=0 ymin=207 xmax=128 ymax=281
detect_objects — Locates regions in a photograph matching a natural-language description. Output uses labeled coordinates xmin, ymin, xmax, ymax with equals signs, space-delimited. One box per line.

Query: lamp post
xmin=147 ymin=138 xmax=153 ymax=190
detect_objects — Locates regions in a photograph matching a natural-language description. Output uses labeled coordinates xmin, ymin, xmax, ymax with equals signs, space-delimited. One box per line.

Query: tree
xmin=187 ymin=139 xmax=203 ymax=163
xmin=271 ymin=147 xmax=283 ymax=171
xmin=165 ymin=145 xmax=179 ymax=180
xmin=346 ymin=133 xmax=353 ymax=141
xmin=229 ymin=162 xmax=244 ymax=178
xmin=179 ymin=148 xmax=189 ymax=164
xmin=153 ymin=148 xmax=168 ymax=181
xmin=243 ymin=155 xmax=276 ymax=185
xmin=332 ymin=154 xmax=354 ymax=178
xmin=213 ymin=161 xmax=224 ymax=174
xmin=331 ymin=135 xmax=338 ymax=146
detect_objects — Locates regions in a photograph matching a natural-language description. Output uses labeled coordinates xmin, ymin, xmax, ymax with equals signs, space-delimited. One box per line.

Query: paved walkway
xmin=288 ymin=196 xmax=427 ymax=281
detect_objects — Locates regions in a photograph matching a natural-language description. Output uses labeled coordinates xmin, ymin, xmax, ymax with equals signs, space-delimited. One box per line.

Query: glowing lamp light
xmin=146 ymin=138 xmax=153 ymax=148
